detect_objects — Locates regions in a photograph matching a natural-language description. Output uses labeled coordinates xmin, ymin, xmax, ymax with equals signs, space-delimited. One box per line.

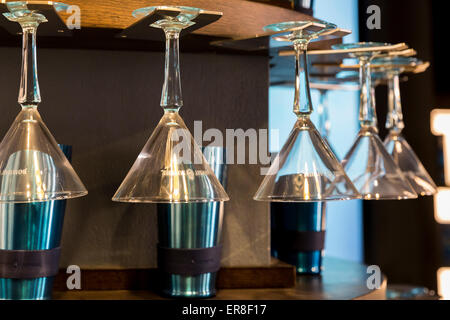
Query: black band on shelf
xmin=157 ymin=245 xmax=222 ymax=276
xmin=0 ymin=247 xmax=61 ymax=279
xmin=272 ymin=230 xmax=326 ymax=252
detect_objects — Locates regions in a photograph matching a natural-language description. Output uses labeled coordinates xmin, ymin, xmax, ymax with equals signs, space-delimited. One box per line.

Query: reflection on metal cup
xmin=271 ymin=201 xmax=326 ymax=275
xmin=157 ymin=147 xmax=227 ymax=298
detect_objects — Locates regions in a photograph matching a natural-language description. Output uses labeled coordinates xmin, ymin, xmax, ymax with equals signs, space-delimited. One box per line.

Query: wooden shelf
xmin=44 ymin=0 xmax=314 ymax=39
xmin=0 ymin=0 xmax=329 ymax=52
xmin=52 ymin=259 xmax=296 ymax=291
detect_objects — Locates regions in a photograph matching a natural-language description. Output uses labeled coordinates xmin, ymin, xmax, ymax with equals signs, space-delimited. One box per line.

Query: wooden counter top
xmin=53 ymin=258 xmax=387 ymax=300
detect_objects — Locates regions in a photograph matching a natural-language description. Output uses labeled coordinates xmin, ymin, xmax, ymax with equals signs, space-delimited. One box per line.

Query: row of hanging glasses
xmin=345 ymin=54 xmax=436 ymax=197
xmin=0 ymin=2 xmax=436 ymax=207
xmin=255 ymin=25 xmax=437 ymax=203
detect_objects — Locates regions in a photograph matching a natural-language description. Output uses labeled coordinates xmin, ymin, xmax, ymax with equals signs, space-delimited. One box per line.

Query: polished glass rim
xmin=332 ymin=42 xmax=391 ymax=50
xmin=257 ymin=195 xmax=359 ymax=202
xmin=0 ymin=191 xmax=88 ymax=204
xmin=113 ymin=196 xmax=227 ymax=204
xmin=373 ymin=56 xmax=420 ymax=65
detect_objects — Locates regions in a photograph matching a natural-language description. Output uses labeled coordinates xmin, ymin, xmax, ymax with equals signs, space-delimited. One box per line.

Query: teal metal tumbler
xmin=157 ymin=147 xmax=227 ymax=298
xmin=0 ymin=145 xmax=71 ymax=300
xmin=271 ymin=202 xmax=326 ymax=275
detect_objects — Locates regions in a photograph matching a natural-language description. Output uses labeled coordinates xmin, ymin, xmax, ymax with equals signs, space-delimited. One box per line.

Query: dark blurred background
xmin=359 ymin=0 xmax=450 ymax=291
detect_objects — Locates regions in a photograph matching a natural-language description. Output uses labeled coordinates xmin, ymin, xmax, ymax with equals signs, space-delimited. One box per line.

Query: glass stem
xmin=359 ymin=57 xmax=377 ymax=130
xmin=385 ymin=73 xmax=405 ymax=133
xmin=161 ymin=29 xmax=183 ymax=112
xmin=318 ymin=89 xmax=330 ymax=137
xmin=19 ymin=23 xmax=41 ymax=108
xmin=293 ymin=41 xmax=313 ymax=117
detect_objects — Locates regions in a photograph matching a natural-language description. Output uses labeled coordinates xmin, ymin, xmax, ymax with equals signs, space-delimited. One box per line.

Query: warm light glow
xmin=434 ymin=187 xmax=450 ymax=224
xmin=438 ymin=268 xmax=450 ymax=300
xmin=431 ymin=109 xmax=450 ymax=224
xmin=431 ymin=109 xmax=450 ymax=186
xmin=431 ymin=109 xmax=450 ymax=135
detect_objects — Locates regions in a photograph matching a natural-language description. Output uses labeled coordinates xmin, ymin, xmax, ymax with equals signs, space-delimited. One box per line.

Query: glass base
xmin=161 ymin=273 xmax=217 ymax=298
xmin=0 ymin=277 xmax=54 ymax=300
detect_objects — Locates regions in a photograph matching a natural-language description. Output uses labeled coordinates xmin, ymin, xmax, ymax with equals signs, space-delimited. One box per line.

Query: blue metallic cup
xmin=0 ymin=145 xmax=71 ymax=300
xmin=157 ymin=147 xmax=227 ymax=298
xmin=271 ymin=202 xmax=326 ymax=275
